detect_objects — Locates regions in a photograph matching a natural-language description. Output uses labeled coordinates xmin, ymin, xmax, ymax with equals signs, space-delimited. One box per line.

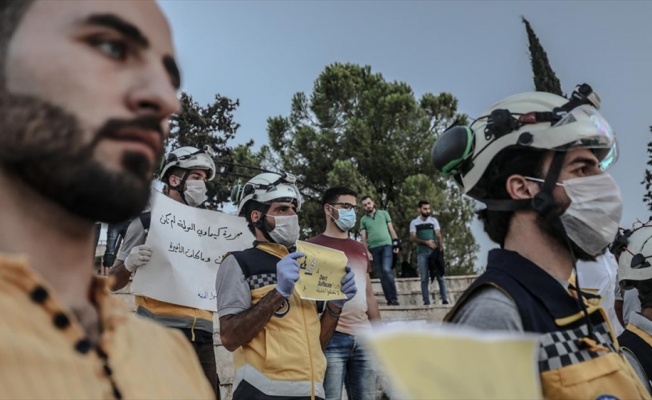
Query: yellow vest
xmin=231 ymin=243 xmax=326 ymax=399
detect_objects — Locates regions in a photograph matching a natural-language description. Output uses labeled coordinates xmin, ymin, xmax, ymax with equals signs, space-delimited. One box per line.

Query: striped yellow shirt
xmin=0 ymin=253 xmax=215 ymax=400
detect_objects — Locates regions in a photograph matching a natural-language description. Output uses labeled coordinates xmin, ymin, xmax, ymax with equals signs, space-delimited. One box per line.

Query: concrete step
xmin=378 ymin=303 xmax=451 ymax=323
xmin=374 ymin=289 xmax=463 ymax=307
xmin=371 ymin=275 xmax=476 ymax=294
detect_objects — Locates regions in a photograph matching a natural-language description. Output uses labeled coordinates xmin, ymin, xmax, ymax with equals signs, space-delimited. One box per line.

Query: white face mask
xmin=184 ymin=180 xmax=208 ymax=207
xmin=559 ymin=174 xmax=623 ymax=257
xmin=268 ymin=214 xmax=300 ymax=248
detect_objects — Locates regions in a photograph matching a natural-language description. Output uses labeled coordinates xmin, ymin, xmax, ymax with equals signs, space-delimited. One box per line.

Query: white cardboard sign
xmin=131 ymin=191 xmax=254 ymax=311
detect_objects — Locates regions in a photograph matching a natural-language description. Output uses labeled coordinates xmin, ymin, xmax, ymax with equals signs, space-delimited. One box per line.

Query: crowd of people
xmin=1 ymin=1 xmax=652 ymax=400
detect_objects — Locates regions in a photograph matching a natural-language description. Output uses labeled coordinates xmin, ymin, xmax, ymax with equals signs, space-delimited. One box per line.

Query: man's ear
xmin=505 ymin=175 xmax=539 ymax=200
xmin=250 ymin=210 xmax=261 ymax=224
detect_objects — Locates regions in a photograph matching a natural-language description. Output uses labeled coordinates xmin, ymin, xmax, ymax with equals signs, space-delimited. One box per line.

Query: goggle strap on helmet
xmin=482 ymin=199 xmax=531 ymax=212
xmin=168 ymin=170 xmax=191 ymax=206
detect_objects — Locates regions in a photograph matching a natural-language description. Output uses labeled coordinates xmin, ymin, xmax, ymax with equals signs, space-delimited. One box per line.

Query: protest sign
xmin=364 ymin=324 xmax=542 ymax=400
xmin=131 ymin=191 xmax=254 ymax=311
xmin=294 ymin=241 xmax=348 ymax=301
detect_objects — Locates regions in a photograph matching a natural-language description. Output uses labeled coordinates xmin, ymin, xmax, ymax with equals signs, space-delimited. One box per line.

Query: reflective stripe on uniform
xmin=233 ymin=364 xmax=325 ymax=399
xmin=136 ymin=306 xmax=213 ymax=333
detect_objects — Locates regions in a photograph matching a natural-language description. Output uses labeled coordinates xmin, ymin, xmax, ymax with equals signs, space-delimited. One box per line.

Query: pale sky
xmin=159 ymin=0 xmax=652 ymax=270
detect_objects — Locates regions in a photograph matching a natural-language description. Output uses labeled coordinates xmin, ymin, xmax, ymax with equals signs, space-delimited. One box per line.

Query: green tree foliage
xmin=266 ymin=63 xmax=478 ymax=274
xmin=522 ymin=17 xmax=563 ymax=95
xmin=642 ymin=126 xmax=652 ymax=213
xmin=167 ymin=92 xmax=261 ymax=209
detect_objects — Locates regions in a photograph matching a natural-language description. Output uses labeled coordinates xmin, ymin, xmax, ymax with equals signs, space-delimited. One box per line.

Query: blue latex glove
xmin=275 ymin=252 xmax=305 ymax=298
xmin=331 ymin=265 xmax=357 ymax=309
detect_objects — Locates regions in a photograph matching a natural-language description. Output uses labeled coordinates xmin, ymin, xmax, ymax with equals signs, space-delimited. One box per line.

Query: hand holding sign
xmin=125 ymin=245 xmax=152 ymax=272
xmin=330 ymin=266 xmax=357 ymax=308
xmin=276 ymin=252 xmax=304 ymax=298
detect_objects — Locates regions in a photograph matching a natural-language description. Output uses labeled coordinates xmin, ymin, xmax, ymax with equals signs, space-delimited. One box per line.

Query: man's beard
xmin=534 ymin=205 xmax=596 ymax=262
xmin=0 ymin=92 xmax=164 ymax=223
xmin=421 ymin=212 xmax=430 ymax=218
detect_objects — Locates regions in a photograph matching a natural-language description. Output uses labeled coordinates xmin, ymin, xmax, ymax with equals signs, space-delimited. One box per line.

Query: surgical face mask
xmin=184 ymin=180 xmax=208 ymax=207
xmin=331 ymin=206 xmax=357 ymax=232
xmin=268 ymin=214 xmax=300 ymax=247
xmin=558 ymin=174 xmax=623 ymax=257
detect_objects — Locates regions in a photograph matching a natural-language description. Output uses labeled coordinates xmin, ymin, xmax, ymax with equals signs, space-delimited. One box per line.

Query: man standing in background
xmin=309 ymin=187 xmax=381 ymax=400
xmin=360 ymin=196 xmax=400 ymax=306
xmin=409 ymin=200 xmax=449 ymax=305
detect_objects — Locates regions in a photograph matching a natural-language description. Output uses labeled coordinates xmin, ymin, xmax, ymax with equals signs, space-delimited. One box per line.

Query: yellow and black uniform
xmin=216 ymin=242 xmax=326 ymax=400
xmin=0 ymin=254 xmax=215 ymax=400
xmin=446 ymin=249 xmax=650 ymax=399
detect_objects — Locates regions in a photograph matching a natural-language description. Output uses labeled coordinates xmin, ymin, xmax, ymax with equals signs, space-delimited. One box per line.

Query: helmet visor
xmin=548 ymin=105 xmax=618 ymax=170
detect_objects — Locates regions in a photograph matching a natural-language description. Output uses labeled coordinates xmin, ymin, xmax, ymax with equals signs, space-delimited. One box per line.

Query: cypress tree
xmin=522 ymin=17 xmax=563 ymax=95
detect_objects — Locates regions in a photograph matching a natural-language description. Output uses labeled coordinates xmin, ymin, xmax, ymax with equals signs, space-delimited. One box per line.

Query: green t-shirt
xmin=360 ymin=209 xmax=393 ymax=249
xmin=409 ymin=216 xmax=441 ymax=252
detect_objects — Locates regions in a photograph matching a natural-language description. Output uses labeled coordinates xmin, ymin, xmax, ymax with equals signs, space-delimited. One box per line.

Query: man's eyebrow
xmin=84 ymin=13 xmax=149 ymax=48
xmin=163 ymin=55 xmax=181 ymax=90
xmin=568 ymin=157 xmax=598 ymax=167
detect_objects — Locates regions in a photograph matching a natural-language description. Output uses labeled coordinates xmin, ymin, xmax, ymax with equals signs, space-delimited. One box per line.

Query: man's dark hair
xmin=418 ymin=200 xmax=429 ymax=208
xmin=243 ymin=200 xmax=269 ymax=235
xmin=321 ymin=187 xmax=358 ymax=208
xmin=164 ymin=166 xmax=186 ymax=185
xmin=0 ymin=0 xmax=34 ymax=82
xmin=476 ymin=148 xmax=546 ymax=247
xmin=360 ymin=195 xmax=372 ymax=202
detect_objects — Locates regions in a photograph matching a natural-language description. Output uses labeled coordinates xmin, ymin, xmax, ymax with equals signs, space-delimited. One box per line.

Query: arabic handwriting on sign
xmin=160 ymin=213 xmax=177 ymax=227
xmin=168 ymin=242 xmax=185 ymax=254
xmin=224 ymin=232 xmax=243 ymax=241
xmin=168 ymin=242 xmax=212 ymax=263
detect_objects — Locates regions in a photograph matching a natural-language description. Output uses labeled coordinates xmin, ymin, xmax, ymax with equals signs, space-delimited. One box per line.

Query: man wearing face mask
xmin=216 ymin=173 xmax=358 ymax=400
xmin=110 ymin=146 xmax=221 ymax=398
xmin=432 ymin=84 xmax=650 ymax=398
xmin=308 ymin=186 xmax=381 ymax=400
xmin=409 ymin=200 xmax=449 ymax=305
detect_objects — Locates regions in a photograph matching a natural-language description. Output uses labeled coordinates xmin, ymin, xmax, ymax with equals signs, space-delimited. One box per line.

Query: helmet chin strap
xmin=170 ymin=171 xmax=190 ymax=205
xmin=251 ymin=207 xmax=276 ymax=243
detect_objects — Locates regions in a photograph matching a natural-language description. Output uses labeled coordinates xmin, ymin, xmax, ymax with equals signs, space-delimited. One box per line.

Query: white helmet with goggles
xmin=432 ymin=84 xmax=617 ymax=200
xmin=160 ymin=146 xmax=217 ymax=182
xmin=617 ymin=225 xmax=652 ymax=290
xmin=232 ymin=172 xmax=303 ymax=216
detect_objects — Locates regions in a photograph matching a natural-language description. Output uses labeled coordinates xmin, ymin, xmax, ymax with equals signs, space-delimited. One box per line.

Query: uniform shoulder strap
xmin=139 ymin=211 xmax=151 ymax=232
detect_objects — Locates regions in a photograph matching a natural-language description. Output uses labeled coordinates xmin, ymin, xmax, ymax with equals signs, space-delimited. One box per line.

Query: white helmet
xmin=618 ymin=226 xmax=652 ymax=289
xmin=432 ymin=84 xmax=617 ymax=200
xmin=160 ymin=146 xmax=216 ymax=181
xmin=232 ymin=172 xmax=302 ymax=216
